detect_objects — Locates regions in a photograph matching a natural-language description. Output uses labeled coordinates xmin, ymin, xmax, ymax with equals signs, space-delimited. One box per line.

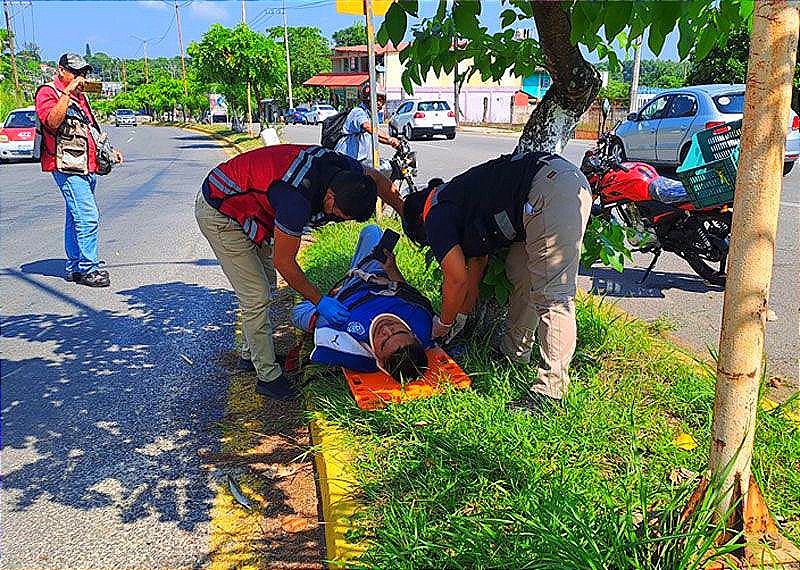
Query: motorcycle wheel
xmin=608 ymin=138 xmax=626 ymax=162
xmin=683 ymin=252 xmax=726 ymax=287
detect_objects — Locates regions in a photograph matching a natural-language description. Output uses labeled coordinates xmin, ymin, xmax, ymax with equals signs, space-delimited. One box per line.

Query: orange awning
xmin=303 ymin=73 xmax=369 ymax=88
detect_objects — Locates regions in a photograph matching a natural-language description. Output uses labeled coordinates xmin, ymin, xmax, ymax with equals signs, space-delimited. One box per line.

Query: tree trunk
xmin=515 ymin=1 xmax=601 ymax=154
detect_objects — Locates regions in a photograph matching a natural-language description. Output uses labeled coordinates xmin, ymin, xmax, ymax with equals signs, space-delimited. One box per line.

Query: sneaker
xmin=76 ymin=271 xmax=110 ymax=288
xmin=507 ymin=391 xmax=563 ymax=416
xmin=255 ymin=374 xmax=297 ymax=401
xmin=65 ymin=272 xmax=81 ymax=282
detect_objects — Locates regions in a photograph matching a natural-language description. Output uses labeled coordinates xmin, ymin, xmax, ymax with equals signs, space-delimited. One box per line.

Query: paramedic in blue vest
xmin=402 ymin=153 xmax=592 ymax=414
xmin=335 ymin=85 xmax=400 ymax=166
xmin=291 ymin=225 xmax=432 ymax=382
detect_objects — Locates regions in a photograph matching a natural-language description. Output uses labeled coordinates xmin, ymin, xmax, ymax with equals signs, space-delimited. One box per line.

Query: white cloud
xmin=190 ymin=1 xmax=229 ymax=21
xmin=137 ymin=1 xmax=170 ymax=10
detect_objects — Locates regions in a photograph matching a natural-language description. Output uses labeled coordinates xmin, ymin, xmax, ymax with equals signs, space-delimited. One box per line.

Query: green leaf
xmin=384 ymin=3 xmax=408 ymax=46
xmin=376 ymin=23 xmax=390 ymax=47
xmin=739 ymin=0 xmax=755 ymax=19
xmin=648 ymin=23 xmax=667 ymax=56
xmin=604 ymin=1 xmax=632 ymax=42
xmin=453 ymin=2 xmax=481 ymax=38
xmin=397 ymin=0 xmax=418 ymax=16
xmin=401 ymin=72 xmax=414 ymax=96
xmin=570 ymin=3 xmax=589 ymax=46
xmin=676 ymin=18 xmax=695 ymax=60
xmin=436 ymin=0 xmax=447 ymax=20
xmin=500 ymin=9 xmax=517 ymax=28
xmin=694 ymin=24 xmax=718 ymax=60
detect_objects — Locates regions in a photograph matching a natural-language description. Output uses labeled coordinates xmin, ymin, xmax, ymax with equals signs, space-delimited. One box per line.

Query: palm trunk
xmin=515 ymin=1 xmax=602 ymax=154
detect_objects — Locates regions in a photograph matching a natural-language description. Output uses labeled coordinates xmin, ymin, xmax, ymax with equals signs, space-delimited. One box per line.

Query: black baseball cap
xmin=58 ymin=53 xmax=93 ymax=74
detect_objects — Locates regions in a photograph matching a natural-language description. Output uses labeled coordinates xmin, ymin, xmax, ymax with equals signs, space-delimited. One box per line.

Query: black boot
xmin=76 ymin=271 xmax=111 ymax=288
xmin=507 ymin=391 xmax=563 ymax=416
xmin=255 ymin=374 xmax=297 ymax=401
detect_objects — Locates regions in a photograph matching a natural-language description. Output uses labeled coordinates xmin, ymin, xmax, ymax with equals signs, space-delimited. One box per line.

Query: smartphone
xmin=372 ymin=229 xmax=400 ymax=263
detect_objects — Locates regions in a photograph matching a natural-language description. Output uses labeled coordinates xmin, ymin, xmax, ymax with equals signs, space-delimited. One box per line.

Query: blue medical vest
xmin=310 ymin=282 xmax=434 ymax=372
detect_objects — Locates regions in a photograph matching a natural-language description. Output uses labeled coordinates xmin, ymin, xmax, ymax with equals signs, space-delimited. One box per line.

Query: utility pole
xmin=282 ymin=0 xmax=293 ymax=109
xmin=452 ymin=33 xmax=460 ymax=126
xmin=122 ymin=59 xmax=127 ymax=92
xmin=700 ymin=1 xmax=800 ymax=564
xmin=132 ymin=36 xmax=151 ymax=83
xmin=3 ymin=0 xmax=21 ymax=97
xmin=175 ymin=0 xmax=188 ymax=96
xmin=628 ymin=36 xmax=641 ymax=114
xmin=242 ymin=0 xmax=253 ymax=136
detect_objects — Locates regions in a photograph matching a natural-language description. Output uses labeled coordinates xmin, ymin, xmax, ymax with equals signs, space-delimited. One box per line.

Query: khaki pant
xmin=501 ymin=157 xmax=592 ymax=400
xmin=194 ymin=191 xmax=281 ymax=383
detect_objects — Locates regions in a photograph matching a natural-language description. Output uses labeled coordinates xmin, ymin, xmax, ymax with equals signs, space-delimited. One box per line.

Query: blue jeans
xmin=292 ymin=224 xmax=386 ymax=331
xmin=53 ymin=172 xmax=99 ymax=274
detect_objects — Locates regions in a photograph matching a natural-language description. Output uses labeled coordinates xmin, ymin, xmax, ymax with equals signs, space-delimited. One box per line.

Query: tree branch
xmin=515 ymin=1 xmax=601 ymax=155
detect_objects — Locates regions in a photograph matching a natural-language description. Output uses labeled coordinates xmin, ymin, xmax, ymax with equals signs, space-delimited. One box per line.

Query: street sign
xmin=336 ymin=0 xmax=392 ymax=16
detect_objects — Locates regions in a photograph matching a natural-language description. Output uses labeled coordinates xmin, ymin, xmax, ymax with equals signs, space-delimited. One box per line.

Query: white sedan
xmin=388 ymin=100 xmax=456 ymax=141
xmin=306 ymin=104 xmax=339 ymax=125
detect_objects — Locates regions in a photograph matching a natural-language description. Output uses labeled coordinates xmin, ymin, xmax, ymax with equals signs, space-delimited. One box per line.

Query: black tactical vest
xmin=425 ymin=151 xmax=555 ymax=257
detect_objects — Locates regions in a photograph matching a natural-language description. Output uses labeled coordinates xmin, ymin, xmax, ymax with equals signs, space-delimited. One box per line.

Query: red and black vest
xmin=202 ymin=144 xmax=350 ymax=245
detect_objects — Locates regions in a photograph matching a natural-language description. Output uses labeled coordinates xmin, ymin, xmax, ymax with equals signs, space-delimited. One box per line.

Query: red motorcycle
xmin=580 ymin=131 xmax=731 ymax=286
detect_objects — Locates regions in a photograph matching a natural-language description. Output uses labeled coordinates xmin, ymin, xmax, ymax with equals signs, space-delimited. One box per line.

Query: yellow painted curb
xmin=308 ymin=411 xmax=368 ymax=568
xmin=208 ymin=318 xmax=273 ymax=570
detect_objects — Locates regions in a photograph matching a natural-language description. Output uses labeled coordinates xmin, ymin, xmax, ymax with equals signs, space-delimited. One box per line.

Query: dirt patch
xmin=207 ymin=282 xmax=326 ymax=569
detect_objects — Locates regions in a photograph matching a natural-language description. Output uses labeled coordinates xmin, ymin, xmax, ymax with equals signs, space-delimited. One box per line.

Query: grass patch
xmin=300 ymin=222 xmax=800 ymax=567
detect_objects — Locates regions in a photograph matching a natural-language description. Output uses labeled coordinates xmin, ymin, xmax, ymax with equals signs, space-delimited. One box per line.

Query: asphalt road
xmin=284 ymin=124 xmax=798 ymax=380
xmin=0 ymin=126 xmax=233 ymax=568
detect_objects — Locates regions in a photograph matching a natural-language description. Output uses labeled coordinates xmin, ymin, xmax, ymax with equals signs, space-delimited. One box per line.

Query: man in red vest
xmin=195 ymin=144 xmax=403 ymax=400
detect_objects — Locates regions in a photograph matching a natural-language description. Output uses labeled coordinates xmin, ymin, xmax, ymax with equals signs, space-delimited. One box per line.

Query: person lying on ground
xmin=291 ymin=224 xmax=433 ymax=384
xmin=195 ymin=145 xmax=404 ymax=401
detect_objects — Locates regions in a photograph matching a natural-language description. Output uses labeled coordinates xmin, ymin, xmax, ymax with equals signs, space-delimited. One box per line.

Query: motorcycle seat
xmin=649 ymin=176 xmax=690 ymax=204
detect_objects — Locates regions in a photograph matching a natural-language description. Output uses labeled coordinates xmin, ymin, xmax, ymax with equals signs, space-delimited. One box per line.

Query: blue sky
xmin=7 ymin=1 xmax=679 ymax=62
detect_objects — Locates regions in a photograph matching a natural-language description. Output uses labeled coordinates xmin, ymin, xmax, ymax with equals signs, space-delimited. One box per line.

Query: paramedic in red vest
xmin=402 ymin=152 xmax=592 ymax=414
xmin=35 ymin=53 xmax=123 ymax=288
xmin=195 ymin=144 xmax=404 ymax=400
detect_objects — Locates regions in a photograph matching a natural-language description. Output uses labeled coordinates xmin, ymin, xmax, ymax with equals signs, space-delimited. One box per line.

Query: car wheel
xmin=608 ymin=138 xmax=626 ymax=162
xmin=446 ymin=132 xmax=455 ymax=140
xmin=783 ymin=161 xmax=795 ymax=176
xmin=679 ymin=143 xmax=691 ymax=166
xmin=404 ymin=123 xmax=414 ymax=141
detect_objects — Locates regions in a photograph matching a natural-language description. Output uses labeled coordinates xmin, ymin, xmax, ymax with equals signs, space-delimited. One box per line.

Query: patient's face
xmin=372 ymin=315 xmax=416 ymax=364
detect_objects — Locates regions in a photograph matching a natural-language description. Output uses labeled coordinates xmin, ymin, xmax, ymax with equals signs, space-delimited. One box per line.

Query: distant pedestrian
xmin=35 ymin=53 xmax=123 ymax=287
xmin=334 ymin=84 xmax=399 ymax=166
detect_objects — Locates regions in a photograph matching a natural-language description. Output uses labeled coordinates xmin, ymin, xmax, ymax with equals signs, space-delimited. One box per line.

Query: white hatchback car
xmin=306 ymin=104 xmax=338 ymax=125
xmin=389 ymin=100 xmax=456 ymax=140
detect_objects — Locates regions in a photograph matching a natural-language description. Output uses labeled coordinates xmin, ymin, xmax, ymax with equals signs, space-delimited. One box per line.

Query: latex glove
xmin=316 ymin=296 xmax=350 ymax=326
xmin=443 ymin=312 xmax=469 ymax=344
xmin=432 ymin=315 xmax=453 ymax=339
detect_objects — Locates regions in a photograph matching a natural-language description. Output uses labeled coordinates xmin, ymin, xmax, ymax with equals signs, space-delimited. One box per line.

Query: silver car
xmin=611 ymin=84 xmax=800 ymax=175
xmin=114 ymin=108 xmax=137 ymax=127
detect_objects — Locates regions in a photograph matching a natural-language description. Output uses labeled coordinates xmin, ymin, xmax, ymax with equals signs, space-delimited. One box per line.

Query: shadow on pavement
xmin=580 ymin=264 xmax=721 ymax=298
xmin=2 ymin=280 xmax=235 ymax=532
xmin=18 ymin=258 xmax=219 ymax=279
